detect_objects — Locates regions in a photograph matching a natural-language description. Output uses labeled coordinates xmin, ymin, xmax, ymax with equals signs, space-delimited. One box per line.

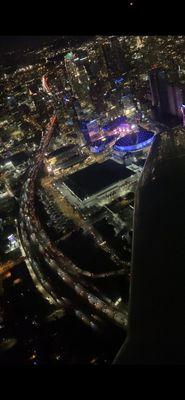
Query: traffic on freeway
xmin=17 ymin=77 xmax=128 ymax=330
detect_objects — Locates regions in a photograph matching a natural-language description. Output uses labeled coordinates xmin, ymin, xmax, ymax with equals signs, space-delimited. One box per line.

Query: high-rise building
xmin=181 ymin=105 xmax=185 ymax=126
xmin=102 ymin=37 xmax=127 ymax=78
xmin=149 ymin=68 xmax=185 ymax=124
xmin=64 ymin=52 xmax=94 ymax=112
xmin=85 ymin=43 xmax=108 ymax=81
xmin=149 ymin=68 xmax=170 ymax=115
xmin=167 ymin=83 xmax=185 ymax=119
xmin=28 ymin=82 xmax=49 ymax=118
xmin=89 ymin=79 xmax=109 ymax=114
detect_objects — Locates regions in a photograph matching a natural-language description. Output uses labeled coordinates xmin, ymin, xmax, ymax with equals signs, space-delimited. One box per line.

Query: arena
xmin=113 ymin=130 xmax=154 ymax=152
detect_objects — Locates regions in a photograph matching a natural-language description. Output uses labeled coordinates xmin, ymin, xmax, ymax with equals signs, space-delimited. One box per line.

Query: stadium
xmin=80 ymin=115 xmax=153 ymax=154
xmin=88 ymin=116 xmax=138 ymax=153
xmin=113 ymin=130 xmax=155 ymax=152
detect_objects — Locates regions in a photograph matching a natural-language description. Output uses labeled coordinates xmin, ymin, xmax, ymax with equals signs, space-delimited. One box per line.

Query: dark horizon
xmin=0 ymin=36 xmax=60 ymax=52
xmin=0 ymin=36 xmax=96 ymax=53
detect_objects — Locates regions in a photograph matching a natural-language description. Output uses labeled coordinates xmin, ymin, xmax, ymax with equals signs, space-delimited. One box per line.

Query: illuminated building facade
xmin=121 ymin=94 xmax=136 ymax=117
xmin=167 ymin=83 xmax=185 ymax=119
xmin=149 ymin=68 xmax=170 ymax=116
xmin=28 ymin=82 xmax=49 ymax=118
xmin=181 ymin=105 xmax=185 ymax=126
xmin=86 ymin=120 xmax=100 ymax=142
xmin=64 ymin=52 xmax=94 ymax=112
xmin=149 ymin=67 xmax=185 ymax=123
xmin=81 ymin=116 xmax=139 ymax=153
xmin=102 ymin=116 xmax=136 ymax=138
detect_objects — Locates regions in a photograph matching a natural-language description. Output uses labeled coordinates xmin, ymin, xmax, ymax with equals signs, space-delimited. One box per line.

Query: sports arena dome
xmin=113 ymin=130 xmax=154 ymax=152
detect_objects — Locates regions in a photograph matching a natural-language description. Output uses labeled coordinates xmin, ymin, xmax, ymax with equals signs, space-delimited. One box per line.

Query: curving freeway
xmin=17 ymin=76 xmax=129 ymax=331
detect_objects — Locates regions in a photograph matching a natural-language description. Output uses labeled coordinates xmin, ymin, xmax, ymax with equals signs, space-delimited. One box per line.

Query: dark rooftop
xmin=47 ymin=144 xmax=77 ymax=159
xmin=58 ymin=154 xmax=86 ymax=169
xmin=10 ymin=151 xmax=29 ymax=166
xmin=63 ymin=159 xmax=134 ymax=200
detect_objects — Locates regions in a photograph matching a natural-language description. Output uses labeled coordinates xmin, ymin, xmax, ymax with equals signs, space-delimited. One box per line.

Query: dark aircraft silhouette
xmin=114 ymin=128 xmax=185 ymax=364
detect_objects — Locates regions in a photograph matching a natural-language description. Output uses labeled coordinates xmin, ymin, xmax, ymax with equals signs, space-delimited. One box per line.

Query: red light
xmin=151 ymin=64 xmax=158 ymax=69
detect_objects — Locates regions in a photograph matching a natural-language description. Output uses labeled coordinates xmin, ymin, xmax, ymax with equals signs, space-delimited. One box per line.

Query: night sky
xmin=0 ymin=0 xmax=180 ymax=54
xmin=0 ymin=2 xmax=142 ymax=53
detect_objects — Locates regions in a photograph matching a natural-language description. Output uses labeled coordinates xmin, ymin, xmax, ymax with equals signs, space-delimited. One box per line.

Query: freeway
xmin=18 ymin=76 xmax=128 ymax=330
xmin=17 ymin=214 xmax=102 ymax=331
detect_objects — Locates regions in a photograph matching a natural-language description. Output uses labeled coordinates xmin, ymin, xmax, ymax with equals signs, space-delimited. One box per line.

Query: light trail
xmin=42 ymin=74 xmax=52 ymax=96
xmin=18 ymin=77 xmax=128 ymax=330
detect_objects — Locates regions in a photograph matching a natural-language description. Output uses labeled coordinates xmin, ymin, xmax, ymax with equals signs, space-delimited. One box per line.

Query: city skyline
xmin=0 ymin=35 xmax=185 ymax=365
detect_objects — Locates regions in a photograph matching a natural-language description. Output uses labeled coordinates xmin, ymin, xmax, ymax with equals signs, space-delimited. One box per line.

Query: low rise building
xmin=55 ymin=159 xmax=139 ymax=209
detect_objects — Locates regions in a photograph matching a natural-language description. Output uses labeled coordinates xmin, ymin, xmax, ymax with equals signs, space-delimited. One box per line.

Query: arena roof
xmin=114 ymin=130 xmax=154 ymax=152
xmin=63 ymin=159 xmax=134 ymax=200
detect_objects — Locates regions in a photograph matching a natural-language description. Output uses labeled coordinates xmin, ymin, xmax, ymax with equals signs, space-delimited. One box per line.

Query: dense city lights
xmin=0 ymin=35 xmax=185 ymax=366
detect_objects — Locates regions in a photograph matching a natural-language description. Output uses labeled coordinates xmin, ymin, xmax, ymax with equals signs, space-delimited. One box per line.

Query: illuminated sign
xmin=65 ymin=52 xmax=74 ymax=60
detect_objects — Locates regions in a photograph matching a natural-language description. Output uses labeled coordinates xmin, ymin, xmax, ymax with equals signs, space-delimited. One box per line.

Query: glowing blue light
xmin=8 ymin=234 xmax=14 ymax=241
xmin=8 ymin=234 xmax=16 ymax=244
xmin=90 ymin=144 xmax=105 ymax=153
xmin=114 ymin=77 xmax=124 ymax=84
xmin=63 ymin=96 xmax=70 ymax=103
xmin=114 ymin=136 xmax=154 ymax=152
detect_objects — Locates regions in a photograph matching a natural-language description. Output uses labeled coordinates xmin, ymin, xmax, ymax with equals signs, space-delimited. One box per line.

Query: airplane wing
xmin=114 ymin=127 xmax=185 ymax=364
